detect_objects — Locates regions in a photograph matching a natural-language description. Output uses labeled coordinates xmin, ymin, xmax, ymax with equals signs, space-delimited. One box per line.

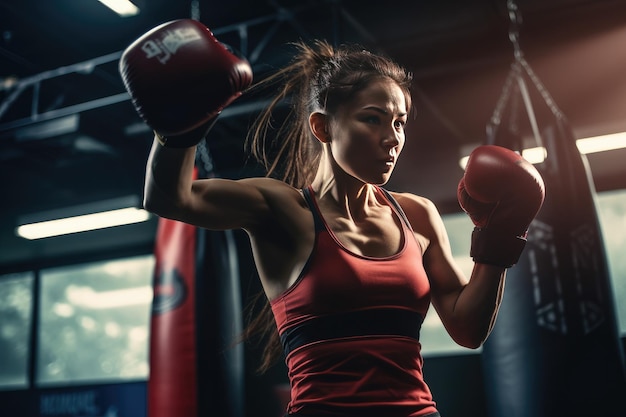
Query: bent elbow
xmin=457 ymin=338 xmax=485 ymax=350
xmin=142 ymin=193 xmax=160 ymax=215
xmin=142 ymin=190 xmax=181 ymax=220
xmin=450 ymin=330 xmax=489 ymax=350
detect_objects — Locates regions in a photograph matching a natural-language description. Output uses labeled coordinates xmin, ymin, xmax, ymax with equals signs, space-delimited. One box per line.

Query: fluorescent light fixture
xmin=98 ymin=0 xmax=139 ymax=17
xmin=17 ymin=208 xmax=150 ymax=240
xmin=459 ymin=131 xmax=626 ymax=169
xmin=521 ymin=147 xmax=548 ymax=164
xmin=576 ymin=131 xmax=626 ymax=154
xmin=16 ymin=195 xmax=151 ymax=240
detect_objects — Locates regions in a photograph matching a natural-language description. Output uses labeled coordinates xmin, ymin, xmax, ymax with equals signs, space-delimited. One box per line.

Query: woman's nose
xmin=382 ymin=130 xmax=400 ymax=147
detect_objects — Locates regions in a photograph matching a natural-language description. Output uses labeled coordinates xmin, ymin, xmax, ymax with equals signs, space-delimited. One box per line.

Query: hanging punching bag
xmin=195 ymin=227 xmax=244 ymax=417
xmin=481 ymin=112 xmax=626 ymax=416
xmin=193 ymin=136 xmax=245 ymax=417
xmin=150 ymin=213 xmax=199 ymax=417
xmin=149 ymin=165 xmax=245 ymax=417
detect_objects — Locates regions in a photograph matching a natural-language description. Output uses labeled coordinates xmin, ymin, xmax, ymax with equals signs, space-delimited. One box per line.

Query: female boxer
xmin=121 ymin=21 xmax=544 ymax=417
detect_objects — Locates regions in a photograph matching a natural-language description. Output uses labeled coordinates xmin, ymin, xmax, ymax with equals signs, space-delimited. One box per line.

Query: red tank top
xmin=270 ymin=186 xmax=438 ymax=416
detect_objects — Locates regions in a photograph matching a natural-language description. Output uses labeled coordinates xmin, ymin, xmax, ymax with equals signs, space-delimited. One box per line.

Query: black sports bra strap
xmin=302 ymin=186 xmax=325 ymax=232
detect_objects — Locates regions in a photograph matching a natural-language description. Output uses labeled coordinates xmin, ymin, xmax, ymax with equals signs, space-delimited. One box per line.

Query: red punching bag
xmin=148 ymin=163 xmax=245 ymax=417
xmin=150 ymin=212 xmax=199 ymax=417
xmin=480 ymin=55 xmax=626 ymax=416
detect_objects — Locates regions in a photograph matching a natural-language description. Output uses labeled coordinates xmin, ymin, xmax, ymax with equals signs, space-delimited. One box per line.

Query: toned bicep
xmin=148 ymin=176 xmax=275 ymax=232
xmin=187 ymin=177 xmax=272 ymax=230
xmin=142 ymin=141 xmax=289 ymax=232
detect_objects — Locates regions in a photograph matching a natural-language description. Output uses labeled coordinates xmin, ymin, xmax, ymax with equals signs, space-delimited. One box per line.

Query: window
xmin=422 ymin=188 xmax=626 ymax=356
xmin=421 ymin=212 xmax=476 ymax=356
xmin=0 ymin=272 xmax=34 ymax=389
xmin=37 ymin=255 xmax=154 ymax=386
xmin=596 ymin=189 xmax=626 ymax=336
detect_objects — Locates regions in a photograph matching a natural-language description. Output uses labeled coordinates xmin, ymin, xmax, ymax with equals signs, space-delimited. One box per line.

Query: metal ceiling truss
xmin=0 ymin=0 xmax=371 ymax=139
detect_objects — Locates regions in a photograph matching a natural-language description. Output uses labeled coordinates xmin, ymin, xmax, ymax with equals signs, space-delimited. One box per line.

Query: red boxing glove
xmin=119 ymin=19 xmax=253 ymax=147
xmin=458 ymin=145 xmax=546 ymax=268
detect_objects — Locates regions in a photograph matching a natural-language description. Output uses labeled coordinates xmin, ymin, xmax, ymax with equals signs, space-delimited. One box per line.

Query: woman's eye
xmin=395 ymin=120 xmax=406 ymax=129
xmin=363 ymin=115 xmax=380 ymax=124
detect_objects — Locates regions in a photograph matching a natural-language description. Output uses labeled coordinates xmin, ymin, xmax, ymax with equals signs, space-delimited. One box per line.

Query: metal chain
xmin=190 ymin=0 xmax=201 ymax=21
xmin=489 ymin=0 xmax=566 ymax=140
xmin=489 ymin=61 xmax=521 ymax=129
xmin=488 ymin=0 xmax=524 ymax=132
xmin=196 ymin=139 xmax=216 ymax=178
xmin=519 ymin=57 xmax=565 ymax=120
xmin=507 ymin=0 xmax=523 ymax=61
xmin=508 ymin=0 xmax=564 ymax=119
xmin=508 ymin=79 xmax=521 ymax=134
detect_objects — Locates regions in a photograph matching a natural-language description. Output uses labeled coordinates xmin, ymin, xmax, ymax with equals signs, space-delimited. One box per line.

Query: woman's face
xmin=327 ymin=78 xmax=408 ymax=185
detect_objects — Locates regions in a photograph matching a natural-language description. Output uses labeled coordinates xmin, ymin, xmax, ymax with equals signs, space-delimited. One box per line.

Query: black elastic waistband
xmin=280 ymin=308 xmax=424 ymax=357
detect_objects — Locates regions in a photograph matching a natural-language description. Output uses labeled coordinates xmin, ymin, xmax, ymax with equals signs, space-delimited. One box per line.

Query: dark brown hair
xmin=248 ymin=39 xmax=413 ymax=188
xmin=243 ymin=39 xmax=413 ymax=373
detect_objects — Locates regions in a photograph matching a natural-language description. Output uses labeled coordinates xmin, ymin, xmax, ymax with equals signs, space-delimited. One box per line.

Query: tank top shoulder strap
xmin=302 ymin=186 xmax=326 ymax=232
xmin=377 ymin=187 xmax=413 ymax=231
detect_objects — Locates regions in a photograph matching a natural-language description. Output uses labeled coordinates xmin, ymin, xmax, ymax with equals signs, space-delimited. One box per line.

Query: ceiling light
xmin=16 ymin=196 xmax=151 ymax=240
xmin=16 ymin=208 xmax=151 ymax=240
xmin=576 ymin=132 xmax=626 ymax=154
xmin=521 ymin=146 xmax=548 ymax=164
xmin=458 ymin=131 xmax=626 ymax=169
xmin=97 ymin=0 xmax=139 ymax=17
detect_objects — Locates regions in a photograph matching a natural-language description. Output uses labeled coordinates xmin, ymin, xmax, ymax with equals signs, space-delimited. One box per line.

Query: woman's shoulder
xmin=239 ymin=177 xmax=302 ymax=198
xmin=238 ymin=176 xmax=310 ymax=215
xmin=386 ymin=190 xmax=439 ymax=216
xmin=385 ymin=190 xmax=445 ymax=237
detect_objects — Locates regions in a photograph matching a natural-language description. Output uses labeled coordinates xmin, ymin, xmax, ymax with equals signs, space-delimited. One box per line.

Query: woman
xmin=142 ymin=38 xmax=516 ymax=417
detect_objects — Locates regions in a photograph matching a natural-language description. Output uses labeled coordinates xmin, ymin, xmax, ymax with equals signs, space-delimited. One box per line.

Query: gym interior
xmin=1 ymin=1 xmax=625 ymax=416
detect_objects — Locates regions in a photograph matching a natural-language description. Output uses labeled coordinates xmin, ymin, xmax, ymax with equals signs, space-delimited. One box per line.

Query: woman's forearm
xmin=448 ymin=263 xmax=506 ymax=348
xmin=143 ymin=136 xmax=197 ymax=217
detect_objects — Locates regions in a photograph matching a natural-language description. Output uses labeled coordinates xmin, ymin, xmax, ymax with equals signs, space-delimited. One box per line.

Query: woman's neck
xmin=311 ymin=163 xmax=378 ymax=221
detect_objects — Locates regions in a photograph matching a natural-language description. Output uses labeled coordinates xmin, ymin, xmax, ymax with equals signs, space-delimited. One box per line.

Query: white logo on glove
xmin=141 ymin=28 xmax=202 ymax=64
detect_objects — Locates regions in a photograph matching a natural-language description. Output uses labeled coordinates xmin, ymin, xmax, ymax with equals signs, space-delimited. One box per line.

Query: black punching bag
xmin=481 ymin=114 xmax=626 ymax=416
xmin=195 ymin=227 xmax=244 ymax=417
xmin=195 ymin=143 xmax=245 ymax=417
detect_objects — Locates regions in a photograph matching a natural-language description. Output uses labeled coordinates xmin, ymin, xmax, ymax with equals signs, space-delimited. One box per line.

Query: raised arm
xmin=419 ymin=198 xmax=507 ymax=349
xmin=143 ymin=140 xmax=275 ymax=231
xmin=401 ymin=145 xmax=545 ymax=348
xmin=119 ymin=19 xmax=265 ymax=230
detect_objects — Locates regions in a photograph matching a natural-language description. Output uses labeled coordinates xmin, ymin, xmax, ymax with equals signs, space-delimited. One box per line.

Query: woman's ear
xmin=309 ymin=112 xmax=330 ymax=144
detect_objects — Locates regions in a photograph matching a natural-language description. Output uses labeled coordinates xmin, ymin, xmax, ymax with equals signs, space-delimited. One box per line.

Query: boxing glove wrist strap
xmin=154 ymin=131 xmax=167 ymax=147
xmin=153 ymin=116 xmax=220 ymax=148
xmin=470 ymin=227 xmax=527 ymax=268
xmin=154 ymin=130 xmax=204 ymax=148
